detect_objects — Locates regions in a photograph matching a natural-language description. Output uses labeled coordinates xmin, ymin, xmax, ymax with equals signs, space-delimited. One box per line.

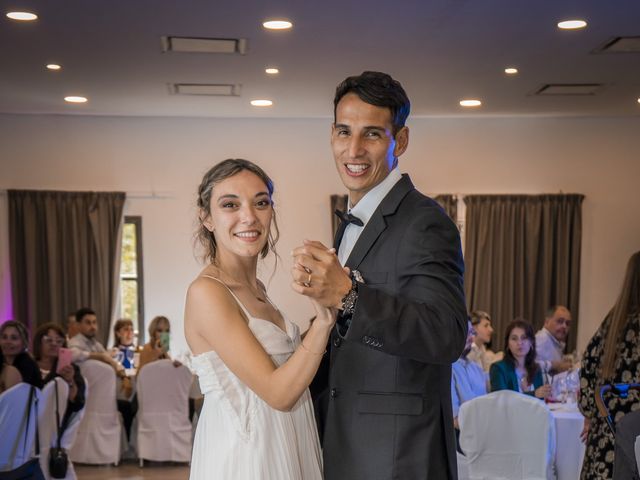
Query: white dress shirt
xmin=535 ymin=327 xmax=565 ymax=372
xmin=338 ymin=167 xmax=402 ymax=265
xmin=68 ymin=333 xmax=107 ymax=363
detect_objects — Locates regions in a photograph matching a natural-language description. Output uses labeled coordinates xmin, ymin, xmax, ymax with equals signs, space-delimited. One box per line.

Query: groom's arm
xmin=292 ymin=206 xmax=467 ymax=365
xmin=342 ymin=208 xmax=467 ymax=364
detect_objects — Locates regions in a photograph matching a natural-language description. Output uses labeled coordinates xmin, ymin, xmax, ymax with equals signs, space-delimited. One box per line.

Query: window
xmin=119 ymin=216 xmax=144 ymax=340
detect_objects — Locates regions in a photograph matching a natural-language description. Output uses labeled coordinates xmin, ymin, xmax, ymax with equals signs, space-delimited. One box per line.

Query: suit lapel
xmin=345 ymin=174 xmax=414 ymax=270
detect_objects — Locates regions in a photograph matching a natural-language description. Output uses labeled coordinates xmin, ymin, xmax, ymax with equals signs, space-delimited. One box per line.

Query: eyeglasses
xmin=43 ymin=335 xmax=64 ymax=346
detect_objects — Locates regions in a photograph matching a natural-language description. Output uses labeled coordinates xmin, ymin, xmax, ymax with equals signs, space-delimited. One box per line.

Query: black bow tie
xmin=334 ymin=209 xmax=364 ymax=227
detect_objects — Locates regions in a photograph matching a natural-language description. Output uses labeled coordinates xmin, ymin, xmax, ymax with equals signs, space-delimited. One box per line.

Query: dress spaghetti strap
xmin=200 ymin=274 xmax=255 ymax=320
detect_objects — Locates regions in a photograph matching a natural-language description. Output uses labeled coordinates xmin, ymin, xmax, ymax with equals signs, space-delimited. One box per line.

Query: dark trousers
xmin=117 ymin=395 xmax=138 ymax=441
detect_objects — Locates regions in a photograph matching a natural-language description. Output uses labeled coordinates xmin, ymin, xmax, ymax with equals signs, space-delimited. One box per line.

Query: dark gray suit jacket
xmin=322 ymin=174 xmax=467 ymax=480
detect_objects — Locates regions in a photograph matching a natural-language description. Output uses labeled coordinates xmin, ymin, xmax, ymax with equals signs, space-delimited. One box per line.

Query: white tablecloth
xmin=551 ymin=404 xmax=585 ymax=480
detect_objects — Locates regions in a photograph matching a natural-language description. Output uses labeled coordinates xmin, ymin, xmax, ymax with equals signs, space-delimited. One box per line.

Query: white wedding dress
xmin=189 ymin=280 xmax=323 ymax=480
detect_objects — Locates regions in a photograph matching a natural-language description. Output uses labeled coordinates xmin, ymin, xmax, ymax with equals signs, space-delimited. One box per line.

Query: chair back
xmin=0 ymin=383 xmax=41 ymax=471
xmin=69 ymin=360 xmax=122 ymax=465
xmin=635 ymin=436 xmax=640 ymax=478
xmin=459 ymin=390 xmax=556 ymax=480
xmin=136 ymin=359 xmax=193 ymax=462
xmin=38 ymin=377 xmax=79 ymax=479
xmin=38 ymin=378 xmax=69 ymax=450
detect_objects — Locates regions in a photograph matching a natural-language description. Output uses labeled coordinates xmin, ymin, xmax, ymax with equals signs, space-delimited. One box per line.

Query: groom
xmin=292 ymin=71 xmax=467 ymax=479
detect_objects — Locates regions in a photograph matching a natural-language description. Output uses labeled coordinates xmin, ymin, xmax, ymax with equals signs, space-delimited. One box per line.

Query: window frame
xmin=121 ymin=215 xmax=145 ymax=342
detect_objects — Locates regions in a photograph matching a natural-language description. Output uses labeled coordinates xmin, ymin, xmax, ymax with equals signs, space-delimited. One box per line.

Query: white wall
xmin=1 ymin=113 xmax=638 ymax=354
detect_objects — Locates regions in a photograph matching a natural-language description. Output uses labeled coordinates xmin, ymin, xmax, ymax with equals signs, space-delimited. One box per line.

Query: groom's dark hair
xmin=333 ymin=71 xmax=410 ymax=136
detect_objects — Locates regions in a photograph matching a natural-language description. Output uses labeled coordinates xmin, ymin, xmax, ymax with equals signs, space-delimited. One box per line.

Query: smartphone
xmin=159 ymin=332 xmax=170 ymax=353
xmin=56 ymin=347 xmax=73 ymax=374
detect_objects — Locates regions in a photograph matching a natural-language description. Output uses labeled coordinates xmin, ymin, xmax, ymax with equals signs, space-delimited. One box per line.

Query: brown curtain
xmin=464 ymin=194 xmax=584 ymax=352
xmin=434 ymin=194 xmax=458 ymax=223
xmin=9 ymin=190 xmax=125 ymax=345
xmin=330 ymin=194 xmax=349 ymax=239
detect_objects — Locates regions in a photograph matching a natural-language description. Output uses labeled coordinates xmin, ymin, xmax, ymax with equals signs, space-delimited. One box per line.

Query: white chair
xmin=69 ymin=360 xmax=123 ymax=465
xmin=457 ymin=451 xmax=471 ymax=480
xmin=459 ymin=390 xmax=556 ymax=480
xmin=38 ymin=377 xmax=86 ymax=480
xmin=135 ymin=359 xmax=193 ymax=465
xmin=0 ymin=383 xmax=41 ymax=471
xmin=635 ymin=435 xmax=640 ymax=477
xmin=38 ymin=378 xmax=68 ymax=479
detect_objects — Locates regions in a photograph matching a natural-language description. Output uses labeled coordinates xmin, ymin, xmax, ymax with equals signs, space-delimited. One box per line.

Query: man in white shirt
xmin=69 ymin=307 xmax=129 ymax=380
xmin=535 ymin=305 xmax=573 ymax=374
xmin=69 ymin=307 xmax=134 ymax=436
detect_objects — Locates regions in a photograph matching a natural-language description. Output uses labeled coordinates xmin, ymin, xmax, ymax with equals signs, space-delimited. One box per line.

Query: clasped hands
xmin=291 ymin=240 xmax=352 ymax=313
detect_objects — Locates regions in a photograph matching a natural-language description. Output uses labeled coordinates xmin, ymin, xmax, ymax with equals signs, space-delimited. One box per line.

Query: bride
xmin=185 ymin=159 xmax=334 ymax=479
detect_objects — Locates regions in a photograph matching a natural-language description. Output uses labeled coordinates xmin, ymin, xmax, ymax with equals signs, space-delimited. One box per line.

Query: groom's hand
xmin=291 ymin=240 xmax=352 ymax=309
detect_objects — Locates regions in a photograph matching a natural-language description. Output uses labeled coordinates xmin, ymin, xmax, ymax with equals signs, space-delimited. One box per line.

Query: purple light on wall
xmin=1 ymin=267 xmax=14 ymax=322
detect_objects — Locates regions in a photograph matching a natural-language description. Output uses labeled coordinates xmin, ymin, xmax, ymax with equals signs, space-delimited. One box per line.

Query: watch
xmin=341 ymin=270 xmax=364 ymax=315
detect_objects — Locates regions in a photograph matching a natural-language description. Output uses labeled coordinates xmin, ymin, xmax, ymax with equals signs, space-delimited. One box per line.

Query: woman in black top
xmin=32 ymin=322 xmax=86 ymax=426
xmin=0 ymin=320 xmax=42 ymax=388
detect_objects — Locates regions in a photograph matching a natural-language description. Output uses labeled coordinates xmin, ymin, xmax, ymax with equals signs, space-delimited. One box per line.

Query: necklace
xmin=215 ymin=267 xmax=267 ymax=303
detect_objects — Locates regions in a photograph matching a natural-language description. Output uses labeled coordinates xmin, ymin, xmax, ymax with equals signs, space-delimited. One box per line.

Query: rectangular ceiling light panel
xmin=535 ymin=84 xmax=603 ymax=96
xmin=162 ymin=36 xmax=247 ymax=54
xmin=173 ymin=83 xmax=241 ymax=96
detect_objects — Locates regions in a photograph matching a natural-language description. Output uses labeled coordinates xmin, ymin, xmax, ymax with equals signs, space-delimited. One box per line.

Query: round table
xmin=550 ymin=403 xmax=586 ymax=480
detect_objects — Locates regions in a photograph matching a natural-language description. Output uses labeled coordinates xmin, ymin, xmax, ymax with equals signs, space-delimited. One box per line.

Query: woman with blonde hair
xmin=579 ymin=251 xmax=640 ymax=479
xmin=138 ymin=315 xmax=176 ymax=370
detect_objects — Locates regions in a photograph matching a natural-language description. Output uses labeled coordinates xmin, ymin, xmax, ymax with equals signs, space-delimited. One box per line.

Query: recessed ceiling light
xmin=265 ymin=68 xmax=279 ymax=75
xmin=637 ymin=97 xmax=640 ymax=104
xmin=46 ymin=64 xmax=62 ymax=71
xmin=557 ymin=19 xmax=587 ymax=30
xmin=6 ymin=11 xmax=38 ymax=21
xmin=504 ymin=67 xmax=518 ymax=75
xmin=459 ymin=99 xmax=482 ymax=107
xmin=64 ymin=96 xmax=88 ymax=104
xmin=263 ymin=20 xmax=292 ymax=30
xmin=251 ymin=99 xmax=273 ymax=107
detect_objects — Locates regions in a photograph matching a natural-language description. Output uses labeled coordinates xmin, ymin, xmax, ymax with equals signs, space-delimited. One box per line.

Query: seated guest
xmin=452 ymin=320 xmax=487 ymax=431
xmin=0 ymin=351 xmax=22 ymax=393
xmin=535 ymin=305 xmax=573 ymax=375
xmin=490 ymin=319 xmax=550 ymax=399
xmin=33 ymin=322 xmax=86 ymax=426
xmin=467 ymin=310 xmax=503 ymax=372
xmin=139 ymin=315 xmax=181 ymax=370
xmin=112 ymin=318 xmax=136 ymax=369
xmin=66 ymin=311 xmax=80 ymax=341
xmin=68 ymin=307 xmax=126 ymax=373
xmin=68 ymin=307 xmax=136 ymax=435
xmin=0 ymin=320 xmax=43 ymax=388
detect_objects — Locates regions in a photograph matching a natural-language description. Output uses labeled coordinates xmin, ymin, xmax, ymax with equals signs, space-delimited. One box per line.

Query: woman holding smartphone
xmin=138 ymin=315 xmax=181 ymax=370
xmin=33 ymin=322 xmax=86 ymax=420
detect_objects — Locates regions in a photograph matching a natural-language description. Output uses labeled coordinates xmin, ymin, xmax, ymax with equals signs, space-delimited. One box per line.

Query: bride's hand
xmin=310 ymin=298 xmax=336 ymax=329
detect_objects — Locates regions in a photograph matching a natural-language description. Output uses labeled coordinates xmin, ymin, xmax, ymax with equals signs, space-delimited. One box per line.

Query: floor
xmin=75 ymin=460 xmax=189 ymax=479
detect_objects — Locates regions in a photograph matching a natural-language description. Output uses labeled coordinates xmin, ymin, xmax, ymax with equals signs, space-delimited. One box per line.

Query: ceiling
xmin=1 ymin=0 xmax=639 ymax=119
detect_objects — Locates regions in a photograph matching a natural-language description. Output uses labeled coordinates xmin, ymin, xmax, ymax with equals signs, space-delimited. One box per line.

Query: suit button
xmin=333 ymin=337 xmax=342 ymax=348
xmin=362 ymin=336 xmax=370 ymax=344
xmin=330 ymin=388 xmax=338 ymax=399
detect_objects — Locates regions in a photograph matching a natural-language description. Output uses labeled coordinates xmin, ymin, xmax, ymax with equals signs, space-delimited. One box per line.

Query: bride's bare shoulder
xmin=186 ymin=269 xmax=238 ymax=325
